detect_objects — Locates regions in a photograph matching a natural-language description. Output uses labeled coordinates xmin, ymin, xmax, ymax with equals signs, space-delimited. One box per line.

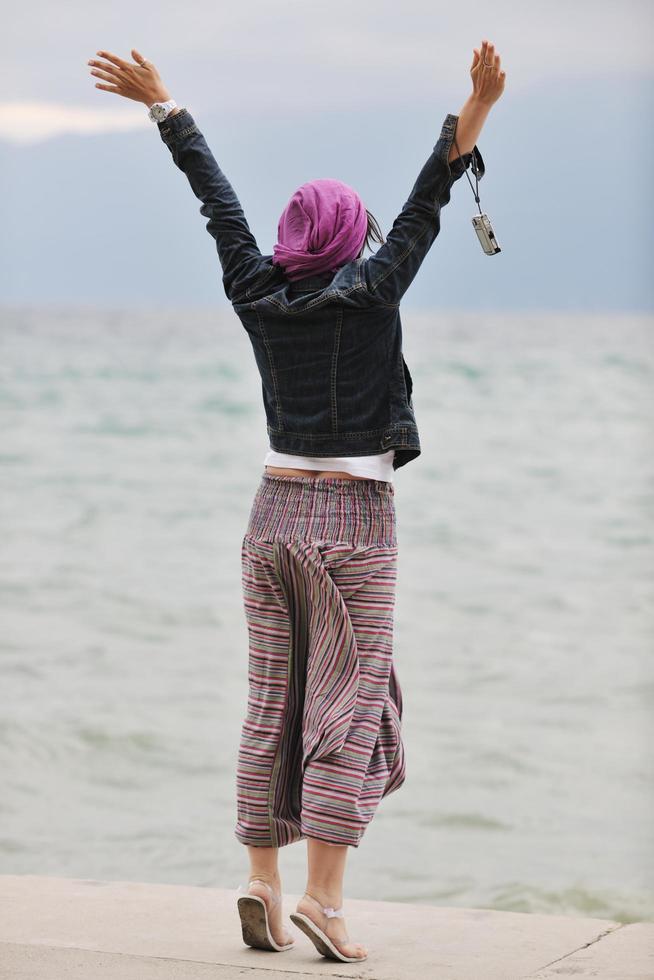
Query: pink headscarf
xmin=271 ymin=178 xmax=368 ymax=281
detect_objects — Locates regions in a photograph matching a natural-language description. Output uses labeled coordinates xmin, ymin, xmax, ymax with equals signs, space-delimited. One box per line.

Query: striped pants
xmin=235 ymin=473 xmax=406 ymax=849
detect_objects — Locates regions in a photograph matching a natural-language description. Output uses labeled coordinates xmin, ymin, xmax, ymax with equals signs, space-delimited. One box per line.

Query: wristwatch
xmin=148 ymin=99 xmax=178 ymax=123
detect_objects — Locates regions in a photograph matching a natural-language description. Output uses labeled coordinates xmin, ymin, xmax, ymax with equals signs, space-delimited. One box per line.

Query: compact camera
xmin=472 ymin=213 xmax=501 ymax=255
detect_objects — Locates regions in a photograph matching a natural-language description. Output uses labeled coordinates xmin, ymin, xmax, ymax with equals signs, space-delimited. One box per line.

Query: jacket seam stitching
xmin=261 ymin=282 xmax=364 ymax=313
xmin=164 ymin=124 xmax=199 ymax=142
xmin=330 ymin=310 xmax=342 ymax=435
xmin=237 ymin=264 xmax=277 ymax=304
xmin=256 ymin=310 xmax=284 ymax=431
xmin=266 ymin=426 xmax=417 ymax=439
xmin=368 ymin=214 xmax=440 ymax=293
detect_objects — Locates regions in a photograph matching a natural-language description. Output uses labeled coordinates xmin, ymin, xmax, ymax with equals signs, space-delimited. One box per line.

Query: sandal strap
xmin=237 ymin=879 xmax=282 ymax=908
xmin=303 ymin=891 xmax=345 ymax=918
xmin=323 ymin=906 xmax=345 ymax=918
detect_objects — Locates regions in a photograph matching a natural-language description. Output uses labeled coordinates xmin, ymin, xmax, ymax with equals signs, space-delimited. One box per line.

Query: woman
xmin=87 ymin=39 xmax=505 ymax=963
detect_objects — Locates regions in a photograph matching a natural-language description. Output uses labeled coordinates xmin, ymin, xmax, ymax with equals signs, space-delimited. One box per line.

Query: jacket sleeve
xmin=362 ymin=113 xmax=485 ymax=306
xmin=157 ymin=108 xmax=267 ymax=303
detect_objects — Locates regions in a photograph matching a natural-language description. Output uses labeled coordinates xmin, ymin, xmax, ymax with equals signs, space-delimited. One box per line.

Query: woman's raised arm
xmin=448 ymin=39 xmax=505 ymax=163
xmin=87 ymin=48 xmax=268 ymax=304
xmin=360 ymin=37 xmax=505 ymax=306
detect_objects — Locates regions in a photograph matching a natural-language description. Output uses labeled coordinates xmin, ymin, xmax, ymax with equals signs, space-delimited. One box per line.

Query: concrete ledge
xmin=1 ymin=875 xmax=652 ymax=979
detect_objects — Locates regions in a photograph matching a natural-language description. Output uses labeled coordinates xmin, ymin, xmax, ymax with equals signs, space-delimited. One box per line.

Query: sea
xmin=1 ymin=305 xmax=652 ymax=923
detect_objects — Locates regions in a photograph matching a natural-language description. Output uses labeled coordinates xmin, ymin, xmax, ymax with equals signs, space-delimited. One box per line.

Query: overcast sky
xmin=2 ymin=0 xmax=652 ymax=142
xmin=2 ymin=0 xmax=653 ymax=311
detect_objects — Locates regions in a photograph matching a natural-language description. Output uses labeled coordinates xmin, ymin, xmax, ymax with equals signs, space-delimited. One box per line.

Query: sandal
xmin=236 ymin=878 xmax=296 ymax=952
xmin=289 ymin=891 xmax=368 ymax=962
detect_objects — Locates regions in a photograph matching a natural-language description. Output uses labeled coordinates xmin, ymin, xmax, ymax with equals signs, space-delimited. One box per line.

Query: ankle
xmin=304 ymin=886 xmax=343 ymax=910
xmin=249 ymin=871 xmax=281 ymax=886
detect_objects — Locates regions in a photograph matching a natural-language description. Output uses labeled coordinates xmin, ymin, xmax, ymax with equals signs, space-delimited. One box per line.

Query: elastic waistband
xmin=245 ymin=473 xmax=396 ymax=547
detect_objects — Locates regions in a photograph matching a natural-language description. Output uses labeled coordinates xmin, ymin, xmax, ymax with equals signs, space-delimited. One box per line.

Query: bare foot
xmin=296 ymin=891 xmax=368 ymax=959
xmin=247 ymin=876 xmax=294 ymax=947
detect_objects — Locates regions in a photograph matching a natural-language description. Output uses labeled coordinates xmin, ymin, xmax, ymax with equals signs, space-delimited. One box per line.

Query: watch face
xmin=151 ymin=104 xmax=166 ymax=121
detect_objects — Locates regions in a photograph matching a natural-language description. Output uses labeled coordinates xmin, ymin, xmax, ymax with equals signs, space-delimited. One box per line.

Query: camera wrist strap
xmin=453 ymin=134 xmax=483 ymax=216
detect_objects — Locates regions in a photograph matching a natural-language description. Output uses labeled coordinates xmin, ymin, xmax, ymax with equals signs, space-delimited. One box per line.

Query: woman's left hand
xmin=87 ymin=48 xmax=171 ymax=106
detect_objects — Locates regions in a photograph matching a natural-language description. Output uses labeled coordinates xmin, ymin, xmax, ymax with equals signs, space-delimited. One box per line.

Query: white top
xmin=263 ymin=449 xmax=395 ymax=482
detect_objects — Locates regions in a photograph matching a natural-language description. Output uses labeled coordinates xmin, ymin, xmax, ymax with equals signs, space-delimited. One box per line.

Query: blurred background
xmin=1 ymin=0 xmax=653 ymax=922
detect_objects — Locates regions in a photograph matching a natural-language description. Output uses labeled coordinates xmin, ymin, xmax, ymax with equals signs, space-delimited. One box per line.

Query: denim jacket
xmin=158 ymin=108 xmax=484 ymax=469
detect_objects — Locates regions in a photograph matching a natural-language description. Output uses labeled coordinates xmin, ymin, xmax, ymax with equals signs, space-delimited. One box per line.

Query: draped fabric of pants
xmin=235 ymin=473 xmax=406 ymax=849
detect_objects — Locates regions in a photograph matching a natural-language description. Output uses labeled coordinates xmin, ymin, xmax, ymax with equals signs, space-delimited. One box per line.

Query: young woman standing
xmin=87 ymin=38 xmax=505 ymax=963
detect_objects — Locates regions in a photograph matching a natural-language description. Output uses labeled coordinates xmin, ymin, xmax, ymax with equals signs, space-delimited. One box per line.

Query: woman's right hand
xmin=88 ymin=48 xmax=172 ymax=107
xmin=470 ymin=39 xmax=506 ymax=106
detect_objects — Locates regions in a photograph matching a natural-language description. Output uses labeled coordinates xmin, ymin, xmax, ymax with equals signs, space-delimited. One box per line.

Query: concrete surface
xmin=0 ymin=874 xmax=652 ymax=979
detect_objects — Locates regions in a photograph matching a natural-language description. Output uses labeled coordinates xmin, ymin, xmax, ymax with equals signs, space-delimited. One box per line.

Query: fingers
xmin=488 ymin=43 xmax=505 ymax=81
xmin=472 ymin=39 xmax=496 ymax=72
xmin=95 ymin=49 xmax=131 ymax=71
xmin=469 ymin=38 xmax=506 ymax=102
xmin=131 ymin=48 xmax=149 ymax=68
xmin=88 ymin=56 xmax=123 ymax=80
xmin=89 ymin=67 xmax=120 ymax=84
xmin=477 ymin=38 xmax=504 ymax=74
xmin=87 ymin=51 xmax=125 ymax=93
xmin=88 ymin=47 xmax=165 ymax=103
